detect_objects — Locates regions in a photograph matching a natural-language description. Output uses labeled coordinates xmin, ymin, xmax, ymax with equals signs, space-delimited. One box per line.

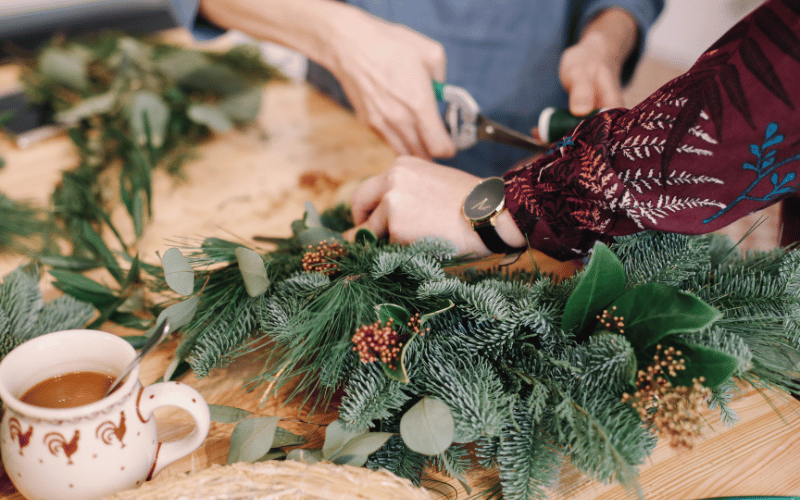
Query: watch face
xmin=463 ymin=177 xmax=505 ymax=222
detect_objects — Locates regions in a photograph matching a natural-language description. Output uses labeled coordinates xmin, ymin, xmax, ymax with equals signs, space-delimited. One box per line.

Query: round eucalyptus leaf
xmin=286 ymin=448 xmax=324 ymax=464
xmin=187 ymin=103 xmax=234 ymax=133
xmin=304 ymin=201 xmax=323 ymax=228
xmin=235 ymin=247 xmax=269 ymax=297
xmin=297 ymin=227 xmax=345 ymax=248
xmin=128 ymin=90 xmax=170 ymax=147
xmin=329 ymin=432 xmax=395 ymax=467
xmin=39 ymin=46 xmax=90 ymax=89
xmin=209 ymin=404 xmax=253 ymax=423
xmin=219 ymin=88 xmax=262 ymax=122
xmin=161 ymin=247 xmax=195 ymax=296
xmin=400 ymin=397 xmax=454 ymax=456
xmin=227 ymin=415 xmax=282 ymax=464
xmin=55 ymin=92 xmax=117 ymax=124
xmin=354 ymin=228 xmax=377 ymax=246
xmin=272 ymin=427 xmax=308 ymax=448
xmin=156 ymin=296 xmax=200 ymax=332
xmin=322 ymin=419 xmax=367 ymax=460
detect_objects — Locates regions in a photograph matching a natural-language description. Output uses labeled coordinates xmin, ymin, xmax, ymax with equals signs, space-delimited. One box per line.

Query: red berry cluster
xmin=301 ymin=240 xmax=347 ymax=276
xmin=351 ymin=318 xmax=403 ymax=368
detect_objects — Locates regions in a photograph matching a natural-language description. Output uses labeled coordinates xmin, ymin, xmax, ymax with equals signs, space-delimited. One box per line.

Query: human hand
xmin=558 ymin=31 xmax=626 ymax=117
xmin=327 ymin=11 xmax=456 ymax=159
xmin=346 ymin=156 xmax=526 ymax=256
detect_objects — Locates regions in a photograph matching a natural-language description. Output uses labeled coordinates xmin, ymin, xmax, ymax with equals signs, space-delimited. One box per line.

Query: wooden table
xmin=1 ymin=48 xmax=799 ymax=500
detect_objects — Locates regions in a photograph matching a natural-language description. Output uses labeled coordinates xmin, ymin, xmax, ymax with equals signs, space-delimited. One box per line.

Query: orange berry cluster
xmin=301 ymin=240 xmax=347 ymax=276
xmin=407 ymin=312 xmax=429 ymax=337
xmin=596 ymin=305 xmax=625 ymax=334
xmin=352 ymin=318 xmax=403 ymax=369
xmin=622 ymin=345 xmax=711 ymax=449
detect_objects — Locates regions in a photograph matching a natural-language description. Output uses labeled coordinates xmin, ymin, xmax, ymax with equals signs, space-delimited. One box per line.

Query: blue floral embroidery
xmin=704 ymin=122 xmax=800 ymax=224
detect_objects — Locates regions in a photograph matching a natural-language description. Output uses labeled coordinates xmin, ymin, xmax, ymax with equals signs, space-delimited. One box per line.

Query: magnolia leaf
xmin=187 ymin=103 xmax=234 ymax=133
xmin=209 ymin=404 xmax=253 ymax=423
xmin=297 ymin=227 xmax=345 ymax=248
xmin=161 ymin=248 xmax=195 ymax=296
xmin=381 ymin=334 xmax=415 ymax=384
xmin=286 ymin=448 xmax=324 ymax=464
xmin=219 ymin=88 xmax=262 ymax=122
xmin=400 ymin=397 xmax=454 ymax=456
xmin=235 ymin=246 xmax=269 ymax=297
xmin=128 ymin=90 xmax=170 ymax=147
xmin=660 ymin=337 xmax=739 ymax=389
xmin=227 ymin=416 xmax=282 ymax=464
xmin=55 ymin=92 xmax=117 ymax=124
xmin=354 ymin=228 xmax=377 ymax=246
xmin=329 ymin=432 xmax=395 ymax=466
xmin=420 ymin=299 xmax=454 ymax=330
xmin=561 ymin=242 xmax=626 ymax=338
xmin=39 ymin=46 xmax=90 ymax=89
xmin=157 ymin=296 xmax=200 ymax=331
xmin=272 ymin=427 xmax=308 ymax=448
xmin=610 ymin=283 xmax=721 ymax=352
xmin=376 ymin=303 xmax=411 ymax=326
xmin=304 ymin=201 xmax=323 ymax=228
xmin=322 ymin=419 xmax=367 ymax=460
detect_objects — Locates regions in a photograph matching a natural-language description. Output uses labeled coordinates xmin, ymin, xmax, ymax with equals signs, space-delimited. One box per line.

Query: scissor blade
xmin=476 ymin=115 xmax=548 ymax=153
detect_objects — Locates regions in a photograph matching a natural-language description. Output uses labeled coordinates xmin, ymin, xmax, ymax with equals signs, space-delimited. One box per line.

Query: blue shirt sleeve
xmin=167 ymin=0 xmax=226 ymax=40
xmin=574 ymin=0 xmax=665 ymax=83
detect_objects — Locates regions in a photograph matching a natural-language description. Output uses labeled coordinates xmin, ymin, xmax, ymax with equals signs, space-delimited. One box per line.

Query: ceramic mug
xmin=0 ymin=329 xmax=211 ymax=500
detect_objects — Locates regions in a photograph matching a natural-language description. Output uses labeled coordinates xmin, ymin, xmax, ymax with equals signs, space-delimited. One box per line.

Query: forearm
xmin=198 ymin=0 xmax=363 ymax=70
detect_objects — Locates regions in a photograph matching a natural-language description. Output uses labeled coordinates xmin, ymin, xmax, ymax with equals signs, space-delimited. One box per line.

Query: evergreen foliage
xmin=153 ymin=213 xmax=800 ymax=498
xmin=0 ymin=267 xmax=94 ymax=359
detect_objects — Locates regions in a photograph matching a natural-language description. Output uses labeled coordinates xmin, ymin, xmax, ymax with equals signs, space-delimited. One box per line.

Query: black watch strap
xmin=474 ymin=221 xmax=521 ymax=254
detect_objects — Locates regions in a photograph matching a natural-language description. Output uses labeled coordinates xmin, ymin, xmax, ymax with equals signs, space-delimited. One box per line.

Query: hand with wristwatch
xmin=347 ymin=157 xmax=527 ymax=257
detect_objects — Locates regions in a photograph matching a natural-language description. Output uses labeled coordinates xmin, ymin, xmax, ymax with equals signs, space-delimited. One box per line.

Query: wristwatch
xmin=462 ymin=177 xmax=521 ymax=254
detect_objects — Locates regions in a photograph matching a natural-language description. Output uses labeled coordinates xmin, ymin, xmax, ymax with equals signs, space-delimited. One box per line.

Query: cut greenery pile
xmin=107 ymin=203 xmax=800 ymax=500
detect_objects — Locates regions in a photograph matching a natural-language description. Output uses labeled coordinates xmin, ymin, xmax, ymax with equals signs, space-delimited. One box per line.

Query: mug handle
xmin=138 ymin=381 xmax=211 ymax=477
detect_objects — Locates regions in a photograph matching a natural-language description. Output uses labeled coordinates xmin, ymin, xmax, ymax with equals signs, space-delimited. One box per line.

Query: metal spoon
xmin=104 ymin=318 xmax=171 ymax=397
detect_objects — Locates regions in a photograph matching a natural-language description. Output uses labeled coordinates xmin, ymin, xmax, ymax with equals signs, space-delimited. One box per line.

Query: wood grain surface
xmin=0 ymin=43 xmax=798 ymax=499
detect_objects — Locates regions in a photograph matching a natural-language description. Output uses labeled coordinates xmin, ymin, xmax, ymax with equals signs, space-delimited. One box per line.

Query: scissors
xmin=433 ymin=80 xmax=596 ymax=152
xmin=432 ymin=80 xmax=546 ymax=152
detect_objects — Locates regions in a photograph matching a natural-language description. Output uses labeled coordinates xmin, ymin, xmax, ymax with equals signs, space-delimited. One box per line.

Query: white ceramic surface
xmin=0 ymin=329 xmax=210 ymax=500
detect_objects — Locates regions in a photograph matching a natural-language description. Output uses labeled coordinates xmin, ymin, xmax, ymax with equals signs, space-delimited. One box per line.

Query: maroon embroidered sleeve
xmin=505 ymin=0 xmax=800 ymax=261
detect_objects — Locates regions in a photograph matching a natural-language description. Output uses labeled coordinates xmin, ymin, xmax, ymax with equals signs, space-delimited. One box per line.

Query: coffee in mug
xmin=0 ymin=329 xmax=211 ymax=500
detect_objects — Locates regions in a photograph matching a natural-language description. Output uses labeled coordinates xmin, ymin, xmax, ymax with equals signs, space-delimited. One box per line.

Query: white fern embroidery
xmin=619 ymin=168 xmax=723 ymax=194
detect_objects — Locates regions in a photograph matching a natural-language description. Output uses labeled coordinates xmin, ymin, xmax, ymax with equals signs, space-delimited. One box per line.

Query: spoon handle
xmin=105 ymin=318 xmax=171 ymax=397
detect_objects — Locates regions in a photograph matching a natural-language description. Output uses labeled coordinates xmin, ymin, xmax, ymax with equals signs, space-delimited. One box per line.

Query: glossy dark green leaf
xmin=36 ymin=255 xmax=99 ymax=271
xmin=561 ymin=242 xmax=626 ymax=337
xmin=161 ymin=248 xmax=195 ymax=296
xmin=376 ymin=303 xmax=411 ymax=326
xmin=399 ymin=397 xmax=454 ymax=456
xmin=227 ymin=415 xmax=282 ymax=464
xmin=420 ymin=299 xmax=454 ymax=330
xmin=123 ymin=335 xmax=148 ymax=349
xmin=235 ymin=247 xmax=269 ymax=297
xmin=658 ymin=337 xmax=739 ymax=389
xmin=80 ymin=221 xmax=124 ymax=285
xmin=354 ymin=228 xmax=377 ymax=246
xmin=610 ymin=283 xmax=721 ymax=352
xmin=209 ymin=404 xmax=253 ymax=423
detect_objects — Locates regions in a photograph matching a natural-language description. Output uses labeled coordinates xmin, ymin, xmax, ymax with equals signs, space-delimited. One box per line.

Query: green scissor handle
xmin=432 ymin=80 xmax=446 ymax=102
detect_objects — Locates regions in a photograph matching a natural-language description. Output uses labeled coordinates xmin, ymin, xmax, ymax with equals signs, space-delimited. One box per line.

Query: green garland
xmin=135 ymin=204 xmax=800 ymax=499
